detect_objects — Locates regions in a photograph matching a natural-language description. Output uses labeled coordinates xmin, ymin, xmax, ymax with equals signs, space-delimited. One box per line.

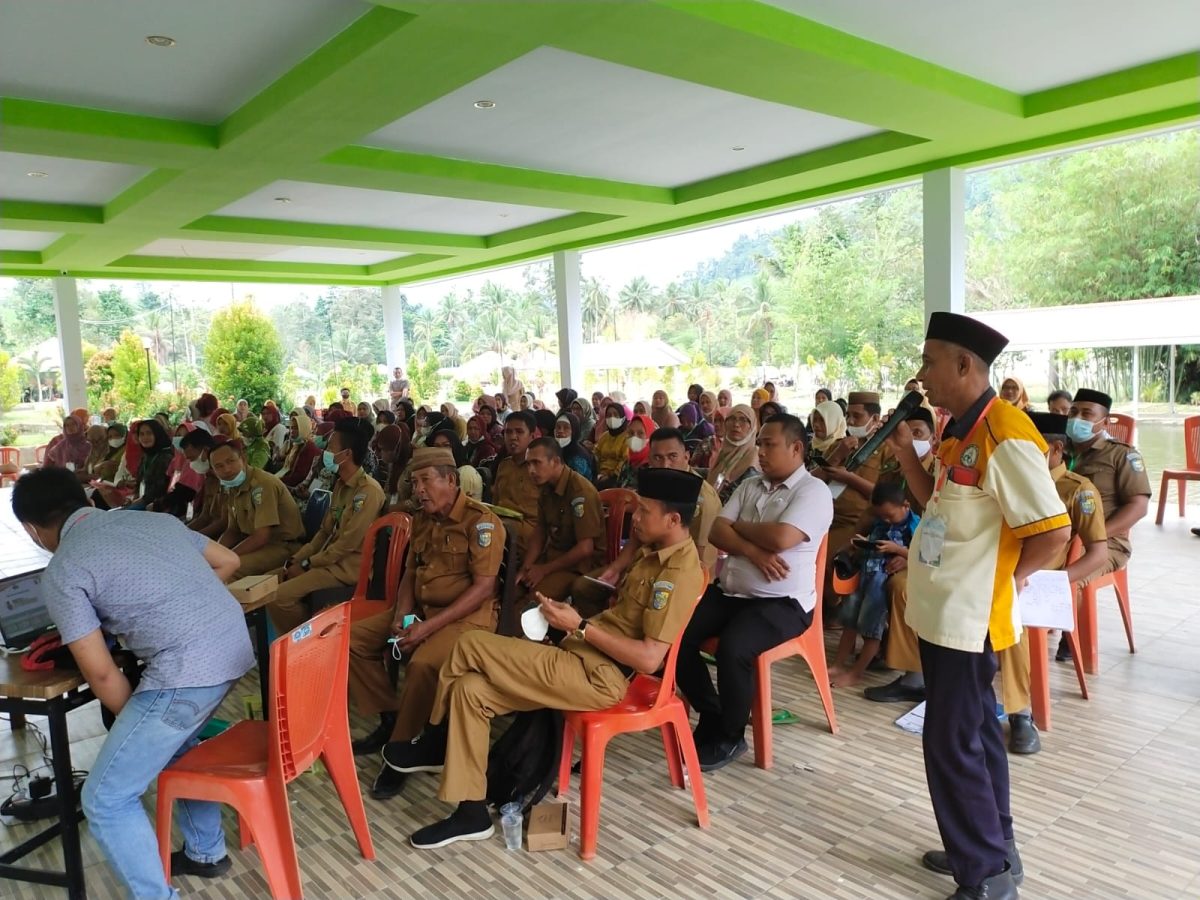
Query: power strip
xmin=2 ymin=773 xmax=87 ymax=823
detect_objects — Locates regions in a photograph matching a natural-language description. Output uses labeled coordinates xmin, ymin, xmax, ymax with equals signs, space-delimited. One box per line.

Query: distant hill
xmin=684 ymin=231 xmax=776 ymax=285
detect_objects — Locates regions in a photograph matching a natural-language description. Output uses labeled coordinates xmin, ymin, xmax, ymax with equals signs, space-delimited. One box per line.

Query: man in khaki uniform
xmin=570 ymin=427 xmax=721 ymax=617
xmin=209 ymin=441 xmax=305 ymax=578
xmin=492 ymin=410 xmax=540 ymax=553
xmin=389 ymin=469 xmax=706 ymax=850
xmin=348 ymin=447 xmax=505 ymax=800
xmin=996 ymin=412 xmax=1108 ymax=754
xmin=517 ymin=437 xmax=604 ymax=602
xmin=269 ymin=418 xmax=386 ymax=633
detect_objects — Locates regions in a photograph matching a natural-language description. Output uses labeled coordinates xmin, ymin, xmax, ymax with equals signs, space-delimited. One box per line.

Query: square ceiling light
xmin=0 ymin=151 xmax=150 ymax=205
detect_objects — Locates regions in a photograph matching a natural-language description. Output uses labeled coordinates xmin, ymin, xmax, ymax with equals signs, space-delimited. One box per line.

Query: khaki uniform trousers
xmin=235 ymin=543 xmax=298 ymax=579
xmin=528 ymin=569 xmax=578 ymax=605
xmin=347 ymin=606 xmax=497 ymax=743
xmin=429 ymin=631 xmax=627 ymax=803
xmin=1077 ymin=547 xmax=1129 ymax=590
xmin=997 ymin=638 xmax=1032 ymax=714
xmin=884 ymin=570 xmax=922 ymax=673
xmin=266 ymin=568 xmax=348 ymax=634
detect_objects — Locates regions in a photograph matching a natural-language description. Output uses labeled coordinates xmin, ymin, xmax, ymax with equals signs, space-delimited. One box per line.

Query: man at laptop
xmin=11 ymin=468 xmax=254 ymax=899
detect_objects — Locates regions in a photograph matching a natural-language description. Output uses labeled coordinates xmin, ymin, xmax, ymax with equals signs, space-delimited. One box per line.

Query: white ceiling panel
xmin=265 ymin=247 xmax=403 ymax=265
xmin=363 ymin=47 xmax=881 ymax=188
xmin=0 ymin=0 xmax=367 ymax=123
xmin=0 ymin=230 xmax=61 ymax=252
xmin=134 ymin=239 xmax=403 ymax=266
xmin=215 ymin=181 xmax=572 ymax=235
xmin=0 ymin=152 xmax=150 ymax=205
xmin=760 ymin=0 xmax=1200 ymax=93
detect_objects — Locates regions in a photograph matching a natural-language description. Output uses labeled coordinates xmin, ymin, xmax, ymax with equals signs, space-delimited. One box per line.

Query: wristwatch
xmin=572 ymin=619 xmax=589 ymax=642
xmin=300 ymin=558 xmax=311 ymax=571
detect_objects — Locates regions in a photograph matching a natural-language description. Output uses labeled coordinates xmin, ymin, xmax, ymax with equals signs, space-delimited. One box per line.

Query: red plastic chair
xmin=1104 ymin=413 xmax=1136 ymax=446
xmin=1076 ymin=563 xmax=1134 ymax=676
xmin=1025 ymin=538 xmax=1089 ymax=731
xmin=33 ymin=444 xmax=49 ymax=466
xmin=557 ymin=575 xmax=710 ymax=861
xmin=348 ymin=512 xmax=411 ymax=623
xmin=0 ymin=446 xmax=20 ymax=487
xmin=700 ymin=535 xmax=836 ymax=770
xmin=156 ymin=604 xmax=374 ymax=898
xmin=1155 ymin=415 xmax=1200 ymax=524
xmin=597 ymin=488 xmax=637 ymax=564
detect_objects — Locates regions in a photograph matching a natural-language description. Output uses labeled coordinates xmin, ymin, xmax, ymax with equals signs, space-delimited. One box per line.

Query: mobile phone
xmin=851 ymin=537 xmax=879 ymax=551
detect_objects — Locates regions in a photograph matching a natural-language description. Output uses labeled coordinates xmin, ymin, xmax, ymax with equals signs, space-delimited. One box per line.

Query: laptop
xmin=0 ymin=572 xmax=54 ymax=650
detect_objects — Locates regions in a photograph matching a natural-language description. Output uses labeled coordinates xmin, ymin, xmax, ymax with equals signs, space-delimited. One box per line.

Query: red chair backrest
xmin=646 ymin=572 xmax=711 ymax=711
xmin=34 ymin=444 xmax=49 ymax=464
xmin=269 ymin=603 xmax=350 ymax=782
xmin=1105 ymin=413 xmax=1136 ymax=446
xmin=0 ymin=447 xmax=19 ymax=466
xmin=1184 ymin=415 xmax=1200 ymax=470
xmin=598 ymin=488 xmax=637 ymax=564
xmin=352 ymin=512 xmax=411 ymax=607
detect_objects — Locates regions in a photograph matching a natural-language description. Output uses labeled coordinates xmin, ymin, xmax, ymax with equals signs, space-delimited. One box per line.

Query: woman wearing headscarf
xmin=595 ymin=403 xmax=632 ymax=489
xmin=717 ymin=388 xmax=733 ymax=409
xmin=616 ymin=413 xmax=655 ymax=488
xmin=465 ymin=415 xmax=498 ymax=468
xmin=440 ymin=402 xmax=469 ymax=440
xmin=235 ymin=399 xmax=250 ymax=422
xmin=519 ymin=391 xmax=536 ymax=412
xmin=123 ymin=419 xmax=174 ymax=510
xmin=237 ymin=416 xmax=271 ymax=469
xmin=152 ymin=423 xmax=204 ymax=517
xmin=356 ymin=401 xmax=376 ymax=426
xmin=554 ymin=387 xmax=578 ymax=415
xmin=214 ymin=412 xmax=239 ymax=439
xmin=707 ymin=403 xmax=759 ymax=503
xmin=808 ymin=399 xmax=848 ymax=467
xmin=45 ymin=415 xmax=91 ymax=472
xmin=501 ymin=366 xmax=524 ymax=413
xmin=750 ymin=387 xmax=770 ymax=411
xmin=278 ymin=411 xmax=320 ymax=487
xmin=477 ymin=404 xmax=504 ymax=445
xmin=678 ymin=401 xmax=714 ymax=445
xmin=370 ymin=423 xmax=405 ymax=497
xmin=698 ymin=391 xmax=718 ymax=424
xmin=999 ymin=376 xmax=1031 ymax=411
xmin=553 ymin=412 xmax=596 ymax=483
xmin=650 ymin=390 xmax=679 ymax=429
xmin=568 ymin=397 xmax=595 ymax=440
xmin=262 ymin=403 xmax=289 ymax=465
xmin=690 ymin=406 xmax=726 ymax=469
xmin=80 ymin=424 xmax=123 ymax=484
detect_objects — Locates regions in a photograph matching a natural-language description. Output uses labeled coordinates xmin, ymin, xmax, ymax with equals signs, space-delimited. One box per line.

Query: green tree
xmin=204 ymin=301 xmax=283 ymax=408
xmin=91 ymin=286 xmax=136 ymax=345
xmin=5 ymin=279 xmax=58 ymax=349
xmin=409 ymin=353 xmax=442 ymax=405
xmin=110 ymin=330 xmax=157 ymax=412
xmin=17 ymin=350 xmax=60 ymax=402
xmin=0 ymin=351 xmax=22 ymax=412
xmin=85 ymin=349 xmax=115 ymax=409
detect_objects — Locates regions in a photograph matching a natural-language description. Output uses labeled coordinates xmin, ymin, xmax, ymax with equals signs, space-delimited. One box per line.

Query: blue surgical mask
xmin=218 ymin=469 xmax=247 ymax=490
xmin=1066 ymin=417 xmax=1096 ymax=445
xmin=322 ymin=450 xmax=338 ymax=470
xmin=172 ymin=437 xmax=183 ymax=450
xmin=313 ymin=435 xmax=327 ymax=449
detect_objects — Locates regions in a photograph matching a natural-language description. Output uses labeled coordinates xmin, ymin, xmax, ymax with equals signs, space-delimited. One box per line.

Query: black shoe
xmin=1055 ymin=635 xmax=1072 ymax=662
xmin=410 ymin=801 xmax=494 ymax=849
xmin=370 ymin=763 xmax=408 ymax=801
xmin=948 ymin=865 xmax=1018 ymax=899
xmin=170 ymin=849 xmax=232 ymax=879
xmin=697 ymin=737 xmax=748 ymax=772
xmin=1191 ymin=527 xmax=1200 ymax=538
xmin=923 ymin=839 xmax=1023 ymax=886
xmin=1007 ymin=714 xmax=1041 ymax=755
xmin=864 ymin=676 xmax=925 ymax=703
xmin=352 ymin=713 xmax=397 ymax=756
xmin=382 ymin=730 xmax=446 ymax=773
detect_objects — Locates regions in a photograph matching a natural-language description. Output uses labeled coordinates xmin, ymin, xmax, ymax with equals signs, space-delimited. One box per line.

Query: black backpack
xmin=485 ymin=708 xmax=564 ymax=812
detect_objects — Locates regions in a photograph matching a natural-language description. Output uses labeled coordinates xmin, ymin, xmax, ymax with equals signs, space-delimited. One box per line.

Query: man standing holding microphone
xmin=884 ymin=312 xmax=1069 ymax=900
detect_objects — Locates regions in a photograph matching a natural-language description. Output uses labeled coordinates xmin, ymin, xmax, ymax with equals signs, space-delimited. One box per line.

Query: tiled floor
xmin=2 ymin=516 xmax=1199 ymax=899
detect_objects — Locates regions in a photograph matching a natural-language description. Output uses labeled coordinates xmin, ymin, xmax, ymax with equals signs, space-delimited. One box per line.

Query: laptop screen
xmin=0 ymin=572 xmax=53 ymax=649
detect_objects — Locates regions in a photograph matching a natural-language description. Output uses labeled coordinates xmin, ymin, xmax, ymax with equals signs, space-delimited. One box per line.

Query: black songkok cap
xmin=925 ymin=312 xmax=1009 ymax=365
xmin=1028 ymin=412 xmax=1069 ymax=436
xmin=637 ymin=467 xmax=703 ymax=506
xmin=1072 ymin=388 xmax=1112 ymax=410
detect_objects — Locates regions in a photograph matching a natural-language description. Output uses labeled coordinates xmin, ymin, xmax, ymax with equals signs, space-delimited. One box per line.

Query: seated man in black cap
xmin=884 ymin=311 xmax=1070 ymax=900
xmin=392 ymin=468 xmax=706 ymax=850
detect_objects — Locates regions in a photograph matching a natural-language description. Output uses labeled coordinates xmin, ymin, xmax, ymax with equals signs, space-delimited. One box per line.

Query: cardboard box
xmin=227 ymin=574 xmax=278 ymax=606
xmin=526 ymin=800 xmax=569 ymax=851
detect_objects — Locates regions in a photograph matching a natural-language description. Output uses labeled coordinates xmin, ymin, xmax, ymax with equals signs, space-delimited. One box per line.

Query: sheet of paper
xmin=895 ymin=701 xmax=926 ymax=735
xmin=1018 ymin=569 xmax=1075 ymax=631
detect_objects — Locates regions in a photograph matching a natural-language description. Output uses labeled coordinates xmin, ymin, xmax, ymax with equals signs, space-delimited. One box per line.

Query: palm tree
xmin=618 ymin=276 xmax=656 ymax=318
xmin=18 ymin=351 xmax=58 ymax=402
xmin=411 ymin=309 xmax=438 ymax=359
xmin=661 ymin=281 xmax=688 ymax=319
xmin=581 ymin=277 xmax=611 ymax=342
xmin=472 ymin=308 xmax=511 ymax=359
xmin=746 ymin=304 xmax=777 ymax=367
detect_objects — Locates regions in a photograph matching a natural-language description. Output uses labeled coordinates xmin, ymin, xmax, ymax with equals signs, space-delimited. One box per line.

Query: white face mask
xmin=847 ymin=424 xmax=871 ymax=439
xmin=911 ymin=439 xmax=932 ymax=459
xmin=606 ymin=417 xmax=623 ymax=430
xmin=108 ymin=438 xmax=124 ymax=448
xmin=375 ymin=423 xmax=385 ymax=433
xmin=556 ymin=436 xmax=571 ymax=448
xmin=189 ymin=459 xmax=210 ymax=475
xmin=628 ymin=436 xmax=646 ymax=453
xmin=724 ymin=433 xmax=751 ymax=447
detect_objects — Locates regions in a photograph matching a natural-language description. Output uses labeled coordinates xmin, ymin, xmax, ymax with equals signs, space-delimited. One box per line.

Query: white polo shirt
xmin=717 ymin=466 xmax=834 ymax=611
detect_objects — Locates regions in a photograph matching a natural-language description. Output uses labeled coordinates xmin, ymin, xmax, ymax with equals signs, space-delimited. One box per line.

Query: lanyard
xmin=934 ymin=397 xmax=996 ymax=495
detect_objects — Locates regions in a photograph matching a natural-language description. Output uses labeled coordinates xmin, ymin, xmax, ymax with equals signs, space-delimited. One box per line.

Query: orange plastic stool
xmin=0 ymin=446 xmax=20 ymax=487
xmin=557 ymin=578 xmax=709 ymax=861
xmin=1026 ymin=624 xmax=1088 ymax=732
xmin=597 ymin=489 xmax=637 ymax=564
xmin=1155 ymin=415 xmax=1200 ymax=525
xmin=1077 ymin=566 xmax=1134 ymax=675
xmin=348 ymin=512 xmax=411 ymax=623
xmin=156 ymin=604 xmax=374 ymax=898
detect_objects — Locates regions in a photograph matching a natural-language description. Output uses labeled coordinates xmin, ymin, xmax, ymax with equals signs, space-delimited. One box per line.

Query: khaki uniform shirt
xmin=226 ymin=467 xmax=305 ymax=544
xmin=1046 ymin=463 xmax=1107 ymax=571
xmin=294 ymin=467 xmax=386 ymax=581
xmin=537 ymin=466 xmax=605 ymax=569
xmin=561 ymin=537 xmax=703 ymax=671
xmin=832 ymin=443 xmax=884 ymax=529
xmin=409 ymin=490 xmax=505 ymax=626
xmin=198 ymin=473 xmax=227 ymax=524
xmin=692 ymin=474 xmax=722 ymax=573
xmin=494 ymin=456 xmax=540 ymax=522
xmin=1071 ymin=436 xmax=1150 ymax=558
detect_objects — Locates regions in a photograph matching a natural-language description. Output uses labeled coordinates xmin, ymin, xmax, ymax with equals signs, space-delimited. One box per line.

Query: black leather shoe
xmin=947 ymin=866 xmax=1018 ymax=898
xmin=352 ymin=713 xmax=396 ymax=756
xmin=697 ymin=737 xmax=748 ymax=772
xmin=1054 ymin=635 xmax=1072 ymax=662
xmin=411 ymin=801 xmax=494 ymax=849
xmin=864 ymin=676 xmax=925 ymax=703
xmin=1007 ymin=714 xmax=1041 ymax=754
xmin=382 ymin=729 xmax=446 ymax=773
xmin=370 ymin=763 xmax=407 ymax=801
xmin=923 ymin=839 xmax=1023 ymax=886
xmin=170 ymin=850 xmax=232 ymax=879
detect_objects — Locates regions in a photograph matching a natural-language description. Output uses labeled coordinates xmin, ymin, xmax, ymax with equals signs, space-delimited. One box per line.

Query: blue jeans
xmin=837 ymin=568 xmax=890 ymax=640
xmin=82 ymin=681 xmax=236 ymax=899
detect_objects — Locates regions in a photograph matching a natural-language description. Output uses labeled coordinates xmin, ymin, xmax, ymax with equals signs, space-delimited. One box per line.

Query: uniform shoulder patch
xmin=1126 ymin=451 xmax=1145 ymax=473
xmin=651 ymin=580 xmax=674 ymax=610
xmin=959 ymin=444 xmax=979 ymax=467
xmin=251 ymin=486 xmax=263 ymax=506
xmin=571 ymin=496 xmax=586 ymax=518
xmin=1077 ymin=490 xmax=1097 ymax=516
xmin=475 ymin=521 xmax=495 ymax=547
xmin=352 ymin=492 xmax=366 ymax=511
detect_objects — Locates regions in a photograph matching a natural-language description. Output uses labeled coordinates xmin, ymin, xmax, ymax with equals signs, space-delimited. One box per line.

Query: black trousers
xmin=676 ymin=584 xmax=812 ymax=743
xmin=919 ymin=637 xmax=1012 ymax=889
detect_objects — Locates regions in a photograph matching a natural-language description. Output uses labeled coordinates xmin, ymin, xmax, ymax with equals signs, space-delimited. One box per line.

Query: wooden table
xmin=0 ymin=656 xmax=95 ymax=899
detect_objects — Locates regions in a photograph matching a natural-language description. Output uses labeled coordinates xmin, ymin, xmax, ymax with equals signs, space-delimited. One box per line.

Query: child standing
xmin=830 ymin=482 xmax=920 ymax=687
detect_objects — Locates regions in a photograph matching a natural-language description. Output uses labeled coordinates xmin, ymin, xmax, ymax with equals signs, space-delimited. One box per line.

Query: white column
xmin=922 ymin=168 xmax=966 ymax=324
xmin=380 ymin=284 xmax=407 ymax=372
xmin=1168 ymin=344 xmax=1176 ymax=414
xmin=1131 ymin=346 xmax=1140 ymax=418
xmin=553 ymin=250 xmax=583 ymax=389
xmin=52 ymin=277 xmax=86 ymax=412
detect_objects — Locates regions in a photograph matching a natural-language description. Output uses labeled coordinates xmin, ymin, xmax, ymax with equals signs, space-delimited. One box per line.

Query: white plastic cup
xmin=500 ymin=813 xmax=522 ymax=850
xmin=499 ymin=802 xmax=522 ymax=818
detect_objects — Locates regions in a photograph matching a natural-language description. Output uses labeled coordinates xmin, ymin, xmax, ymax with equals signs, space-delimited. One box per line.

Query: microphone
xmin=844 ymin=390 xmax=926 ymax=471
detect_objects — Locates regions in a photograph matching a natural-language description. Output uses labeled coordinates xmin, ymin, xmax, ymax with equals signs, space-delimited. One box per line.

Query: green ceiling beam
xmin=366 ymin=253 xmax=455 ymax=277
xmin=485 ymin=213 xmax=621 ymax=248
xmin=1024 ymin=52 xmax=1200 ymax=117
xmin=0 ymin=200 xmax=103 ymax=230
xmin=110 ymin=255 xmax=375 ymax=278
xmin=183 ymin=216 xmax=487 ymax=252
xmin=0 ymin=266 xmax=383 ymax=287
